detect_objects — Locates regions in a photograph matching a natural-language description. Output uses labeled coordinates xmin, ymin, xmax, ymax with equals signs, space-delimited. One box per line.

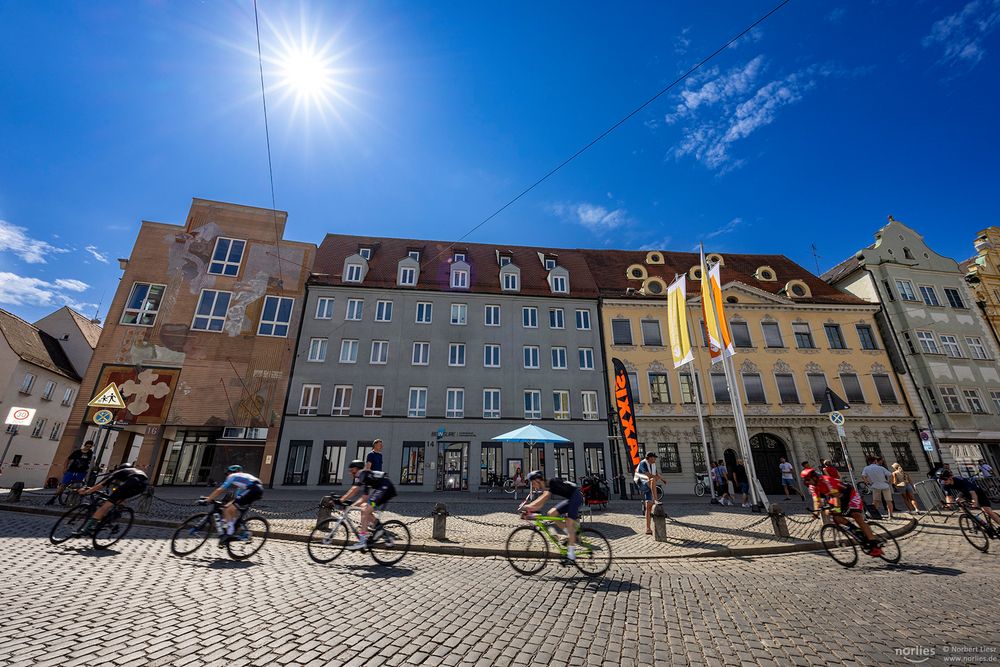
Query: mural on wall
xmin=85 ymin=365 xmax=181 ymax=425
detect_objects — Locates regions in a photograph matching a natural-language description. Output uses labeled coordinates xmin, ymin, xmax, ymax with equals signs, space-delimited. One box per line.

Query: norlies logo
xmin=894 ymin=647 xmax=935 ymax=663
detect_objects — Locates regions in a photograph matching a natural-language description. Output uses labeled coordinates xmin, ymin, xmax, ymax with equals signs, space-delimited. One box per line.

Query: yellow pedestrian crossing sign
xmin=87 ymin=382 xmax=126 ymax=410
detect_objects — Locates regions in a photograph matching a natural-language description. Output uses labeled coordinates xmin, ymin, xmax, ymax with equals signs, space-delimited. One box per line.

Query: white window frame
xmin=408 ymin=250 xmax=421 ymax=261
xmin=346 ymin=299 xmax=363 ymax=321
xmin=331 ymin=386 xmax=352 ymax=416
xmin=370 ymin=340 xmax=389 ymax=365
xmin=549 ymin=308 xmax=565 ymax=330
xmin=919 ymin=285 xmax=941 ymax=307
xmin=374 ymin=300 xmax=393 ymax=322
xmin=20 ymin=373 xmax=35 ymax=394
xmin=315 ymin=297 xmax=334 ymax=320
xmin=485 ymin=304 xmax=500 ymax=327
xmin=451 ymin=268 xmax=469 ymax=289
xmin=454 ymin=253 xmax=466 ymax=263
xmin=575 ymin=309 xmax=591 ymax=330
xmin=551 ymin=275 xmax=568 ymax=293
xmin=551 ymin=347 xmax=568 ymax=370
xmin=578 ymin=347 xmax=595 ymax=370
xmin=41 ymin=380 xmax=56 ymax=401
xmin=412 ymin=342 xmax=430 ymax=366
xmin=939 ymin=334 xmax=964 ymax=358
xmin=967 ymin=337 xmax=989 ymax=360
xmin=553 ymin=390 xmax=570 ymax=420
xmin=49 ymin=422 xmax=63 ymax=441
xmin=307 ymin=338 xmax=328 ymax=362
xmin=208 ymin=237 xmax=246 ymax=276
xmin=502 ymin=273 xmax=519 ymax=291
xmin=582 ymin=391 xmax=599 ymax=420
xmin=483 ymin=388 xmax=501 ymax=419
xmin=915 ymin=330 xmax=939 ymax=354
xmin=940 ymin=386 xmax=963 ymax=412
xmin=339 ymin=339 xmax=359 ymax=364
xmin=408 ymin=387 xmax=428 ymax=418
xmin=415 ymin=302 xmax=433 ymax=324
xmin=945 ymin=288 xmax=967 ymax=309
xmin=522 ymin=307 xmax=538 ymax=328
xmin=895 ymin=279 xmax=917 ymax=301
xmin=359 ymin=247 xmax=372 ymax=260
xmin=121 ymin=282 xmax=166 ymax=326
xmin=964 ymin=389 xmax=988 ymax=414
xmin=446 ymin=388 xmax=465 ymax=418
xmin=523 ymin=346 xmax=540 ymax=369
xmin=31 ymin=418 xmax=47 ymax=438
xmin=448 ymin=343 xmax=466 ymax=367
xmin=990 ymin=390 xmax=1000 ymax=414
xmin=450 ymin=303 xmax=468 ymax=326
xmin=364 ymin=386 xmax=384 ymax=417
xmin=345 ymin=263 xmax=363 ymax=283
xmin=398 ymin=267 xmax=416 ymax=286
xmin=191 ymin=289 xmax=232 ymax=332
xmin=257 ymin=296 xmax=294 ymax=337
xmin=299 ymin=384 xmax=321 ymax=416
xmin=545 ymin=258 xmax=557 ymax=271
xmin=484 ymin=344 xmax=501 ymax=368
xmin=524 ymin=390 xmax=541 ymax=419
xmin=61 ymin=387 xmax=74 ymax=407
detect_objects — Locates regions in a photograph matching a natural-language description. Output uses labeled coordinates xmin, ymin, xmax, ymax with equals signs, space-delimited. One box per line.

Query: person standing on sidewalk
xmin=890 ymin=462 xmax=919 ymax=513
xmin=862 ymin=456 xmax=894 ymax=519
xmin=778 ymin=457 xmax=801 ymax=500
xmin=46 ymin=441 xmax=94 ymax=505
xmin=732 ymin=458 xmax=751 ymax=507
xmin=634 ymin=452 xmax=661 ymax=535
xmin=365 ymin=439 xmax=384 ymax=472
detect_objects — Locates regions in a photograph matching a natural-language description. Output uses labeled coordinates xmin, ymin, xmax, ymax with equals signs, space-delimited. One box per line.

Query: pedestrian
xmin=862 ymin=455 xmax=894 ymax=519
xmin=778 ymin=457 xmax=801 ymax=500
xmin=634 ymin=452 xmax=661 ymax=535
xmin=822 ymin=459 xmax=841 ymax=481
xmin=512 ymin=466 xmax=525 ymax=499
xmin=713 ymin=460 xmax=732 ymax=505
xmin=979 ymin=459 xmax=994 ymax=478
xmin=365 ymin=439 xmax=384 ymax=472
xmin=890 ymin=462 xmax=919 ymax=513
xmin=732 ymin=458 xmax=751 ymax=508
xmin=46 ymin=440 xmax=95 ymax=505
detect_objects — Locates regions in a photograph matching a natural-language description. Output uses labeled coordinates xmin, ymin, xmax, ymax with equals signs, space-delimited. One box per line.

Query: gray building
xmin=275 ymin=234 xmax=611 ymax=492
xmin=825 ymin=217 xmax=1000 ymax=473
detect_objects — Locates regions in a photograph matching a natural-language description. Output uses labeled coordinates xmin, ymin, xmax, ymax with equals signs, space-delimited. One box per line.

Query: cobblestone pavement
xmin=2 ymin=487 xmax=919 ymax=557
xmin=1 ymin=510 xmax=996 ymax=666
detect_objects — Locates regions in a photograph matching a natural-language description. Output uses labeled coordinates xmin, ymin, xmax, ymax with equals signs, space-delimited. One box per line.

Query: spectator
xmin=822 ymin=459 xmax=841 ymax=481
xmin=890 ymin=463 xmax=919 ymax=513
xmin=778 ymin=457 xmax=801 ymax=500
xmin=732 ymin=458 xmax=750 ymax=508
xmin=862 ymin=455 xmax=894 ymax=519
xmin=979 ymin=459 xmax=994 ymax=478
xmin=713 ymin=460 xmax=732 ymax=506
xmin=365 ymin=439 xmax=384 ymax=472
xmin=46 ymin=441 xmax=95 ymax=505
xmin=634 ymin=452 xmax=662 ymax=535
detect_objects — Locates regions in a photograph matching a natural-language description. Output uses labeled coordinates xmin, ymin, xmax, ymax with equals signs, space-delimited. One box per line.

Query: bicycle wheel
xmin=820 ymin=523 xmax=859 ymax=568
xmin=503 ymin=479 xmax=515 ymax=494
xmin=505 ymin=526 xmax=549 ymax=575
xmin=694 ymin=482 xmax=706 ymax=497
xmin=92 ymin=506 xmax=134 ymax=549
xmin=49 ymin=505 xmax=90 ymax=544
xmin=868 ymin=522 xmax=901 ymax=564
xmin=58 ymin=483 xmax=84 ymax=507
xmin=227 ymin=516 xmax=269 ymax=560
xmin=573 ymin=527 xmax=612 ymax=577
xmin=959 ymin=514 xmax=990 ymax=553
xmin=369 ymin=520 xmax=410 ymax=566
xmin=171 ymin=513 xmax=212 ymax=556
xmin=307 ymin=517 xmax=350 ymax=564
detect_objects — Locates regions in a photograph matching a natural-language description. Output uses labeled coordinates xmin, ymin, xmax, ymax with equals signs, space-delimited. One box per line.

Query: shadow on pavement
xmin=49 ymin=545 xmax=122 ymax=558
xmin=884 ymin=562 xmax=964 ymax=577
xmin=172 ymin=556 xmax=259 ymax=569
xmin=334 ymin=563 xmax=416 ymax=579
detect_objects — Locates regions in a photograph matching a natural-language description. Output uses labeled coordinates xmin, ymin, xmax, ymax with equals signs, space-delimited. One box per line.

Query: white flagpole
xmin=677 ymin=276 xmax=716 ymax=501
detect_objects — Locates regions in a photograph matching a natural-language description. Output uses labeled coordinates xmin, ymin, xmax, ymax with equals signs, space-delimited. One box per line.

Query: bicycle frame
xmin=956 ymin=501 xmax=997 ymax=536
xmin=526 ymin=515 xmax=585 ymax=556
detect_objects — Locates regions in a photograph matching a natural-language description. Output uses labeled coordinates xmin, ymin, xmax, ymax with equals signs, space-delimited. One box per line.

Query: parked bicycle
xmin=170 ymin=499 xmax=270 ymax=560
xmin=951 ymin=499 xmax=999 ymax=552
xmin=817 ymin=503 xmax=900 ymax=568
xmin=307 ymin=501 xmax=411 ymax=566
xmin=484 ymin=472 xmax=515 ymax=495
xmin=49 ymin=490 xmax=134 ymax=550
xmin=694 ymin=473 xmax=710 ymax=497
xmin=855 ymin=479 xmax=871 ymax=496
xmin=505 ymin=511 xmax=612 ymax=577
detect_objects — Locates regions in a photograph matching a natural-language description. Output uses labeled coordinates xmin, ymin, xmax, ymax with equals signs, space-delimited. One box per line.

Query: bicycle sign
xmin=829 ymin=411 xmax=845 ymax=426
xmin=93 ymin=410 xmax=114 ymax=426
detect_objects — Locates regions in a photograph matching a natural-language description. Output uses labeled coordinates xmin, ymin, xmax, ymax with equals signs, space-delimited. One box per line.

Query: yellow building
xmin=581 ymin=249 xmax=923 ymax=495
xmin=966 ymin=226 xmax=1000 ymax=346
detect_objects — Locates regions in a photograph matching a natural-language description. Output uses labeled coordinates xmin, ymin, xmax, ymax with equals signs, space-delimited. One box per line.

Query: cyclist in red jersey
xmin=802 ymin=468 xmax=882 ymax=557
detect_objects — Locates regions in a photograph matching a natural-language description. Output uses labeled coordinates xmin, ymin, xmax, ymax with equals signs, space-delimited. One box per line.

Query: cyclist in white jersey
xmin=199 ymin=465 xmax=263 ymax=544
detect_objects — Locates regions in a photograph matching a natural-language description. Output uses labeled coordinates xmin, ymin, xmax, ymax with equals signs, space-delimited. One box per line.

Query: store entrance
xmin=436 ymin=442 xmax=469 ymax=490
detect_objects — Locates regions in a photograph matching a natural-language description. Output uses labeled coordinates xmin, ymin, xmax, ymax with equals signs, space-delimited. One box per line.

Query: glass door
xmin=437 ymin=442 xmax=469 ymax=490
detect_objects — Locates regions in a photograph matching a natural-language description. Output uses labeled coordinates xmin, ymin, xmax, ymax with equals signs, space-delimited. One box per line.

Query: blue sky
xmin=1 ymin=0 xmax=999 ymax=323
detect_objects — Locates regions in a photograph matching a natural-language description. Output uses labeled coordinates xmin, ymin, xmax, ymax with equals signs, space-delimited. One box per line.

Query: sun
xmin=276 ymin=46 xmax=336 ymax=104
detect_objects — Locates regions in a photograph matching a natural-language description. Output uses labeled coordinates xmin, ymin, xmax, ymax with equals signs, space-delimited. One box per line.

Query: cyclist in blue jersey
xmin=339 ymin=460 xmax=397 ymax=550
xmin=199 ymin=465 xmax=264 ymax=544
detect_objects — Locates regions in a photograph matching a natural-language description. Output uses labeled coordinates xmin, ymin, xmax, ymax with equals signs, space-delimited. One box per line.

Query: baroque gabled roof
xmin=0 ymin=309 xmax=81 ymax=381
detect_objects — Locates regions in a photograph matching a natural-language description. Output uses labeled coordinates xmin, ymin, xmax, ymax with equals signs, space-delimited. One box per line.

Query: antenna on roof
xmin=810 ymin=243 xmax=821 ymax=274
xmin=91 ymin=292 xmax=105 ymax=323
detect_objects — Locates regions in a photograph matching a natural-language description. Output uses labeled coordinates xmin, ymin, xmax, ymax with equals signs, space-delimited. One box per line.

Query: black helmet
xmin=227 ymin=465 xmax=243 ymax=473
xmin=348 ymin=459 xmax=365 ymax=470
xmin=115 ymin=462 xmax=133 ymax=471
xmin=526 ymin=470 xmax=544 ymax=482
xmin=936 ymin=468 xmax=953 ymax=480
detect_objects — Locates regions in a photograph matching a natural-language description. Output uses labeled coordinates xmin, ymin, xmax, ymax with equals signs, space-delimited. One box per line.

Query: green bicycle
xmin=505 ymin=513 xmax=612 ymax=577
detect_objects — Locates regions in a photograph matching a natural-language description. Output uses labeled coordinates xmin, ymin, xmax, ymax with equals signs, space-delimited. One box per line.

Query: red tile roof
xmin=66 ymin=307 xmax=102 ymax=349
xmin=0 ymin=309 xmax=81 ymax=381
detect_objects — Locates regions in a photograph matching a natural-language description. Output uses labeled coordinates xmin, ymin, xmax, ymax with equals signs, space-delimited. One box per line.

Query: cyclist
xmin=199 ymin=465 xmax=263 ymax=545
xmin=801 ymin=467 xmax=882 ymax=558
xmin=75 ymin=462 xmax=149 ymax=535
xmin=46 ymin=440 xmax=95 ymax=505
xmin=340 ymin=460 xmax=397 ymax=550
xmin=938 ymin=469 xmax=1000 ymax=525
xmin=520 ymin=471 xmax=584 ymax=562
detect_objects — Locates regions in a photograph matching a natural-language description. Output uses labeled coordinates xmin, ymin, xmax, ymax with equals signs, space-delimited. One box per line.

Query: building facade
xmin=275 ymin=235 xmax=611 ymax=491
xmin=825 ymin=217 xmax=1000 ymax=474
xmin=965 ymin=226 xmax=1000 ymax=347
xmin=0 ymin=308 xmax=99 ymax=487
xmin=49 ymin=199 xmax=315 ymax=486
xmin=582 ymin=248 xmax=921 ymax=495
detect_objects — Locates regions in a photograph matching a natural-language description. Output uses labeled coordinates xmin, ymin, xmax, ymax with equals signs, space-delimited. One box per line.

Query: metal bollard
xmin=432 ymin=502 xmax=449 ymax=541
xmin=8 ymin=482 xmax=24 ymax=503
xmin=651 ymin=503 xmax=668 ymax=541
xmin=769 ymin=505 xmax=789 ymax=538
xmin=317 ymin=495 xmax=335 ymax=525
xmin=137 ymin=486 xmax=155 ymax=514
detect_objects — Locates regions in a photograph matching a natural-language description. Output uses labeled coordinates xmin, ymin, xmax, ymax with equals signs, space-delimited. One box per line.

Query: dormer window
xmin=785 ymin=280 xmax=811 ymax=299
xmin=408 ymin=250 xmax=421 ymax=261
xmin=359 ymin=247 xmax=372 ymax=260
xmin=503 ymin=273 xmax=518 ymax=291
xmin=499 ymin=255 xmax=512 ymax=267
xmin=454 ymin=253 xmax=466 ymax=263
xmin=345 ymin=264 xmax=363 ymax=283
xmin=544 ymin=258 xmax=556 ymax=271
xmin=552 ymin=276 xmax=568 ymax=293
xmin=451 ymin=267 xmax=469 ymax=289
xmin=399 ymin=267 xmax=416 ymax=286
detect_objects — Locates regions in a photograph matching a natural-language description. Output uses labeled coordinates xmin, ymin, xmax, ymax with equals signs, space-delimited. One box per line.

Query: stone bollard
xmin=769 ymin=505 xmax=789 ymax=538
xmin=651 ymin=503 xmax=668 ymax=542
xmin=432 ymin=502 xmax=449 ymax=541
xmin=137 ymin=486 xmax=155 ymax=514
xmin=317 ymin=495 xmax=336 ymax=525
xmin=8 ymin=482 xmax=24 ymax=503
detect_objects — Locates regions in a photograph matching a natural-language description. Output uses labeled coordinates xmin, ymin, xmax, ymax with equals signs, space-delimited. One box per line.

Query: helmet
xmin=526 ymin=470 xmax=544 ymax=482
xmin=115 ymin=462 xmax=133 ymax=471
xmin=227 ymin=465 xmax=243 ymax=473
xmin=347 ymin=459 xmax=365 ymax=470
xmin=800 ymin=467 xmax=818 ymax=481
xmin=936 ymin=468 xmax=953 ymax=480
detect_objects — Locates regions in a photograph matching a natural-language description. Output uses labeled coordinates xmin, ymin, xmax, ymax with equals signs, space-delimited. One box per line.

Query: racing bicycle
xmin=505 ymin=512 xmax=612 ymax=577
xmin=49 ymin=490 xmax=134 ymax=550
xmin=170 ymin=499 xmax=270 ymax=561
xmin=307 ymin=501 xmax=411 ymax=566
xmin=952 ymin=499 xmax=998 ymax=553
xmin=817 ymin=503 xmax=900 ymax=568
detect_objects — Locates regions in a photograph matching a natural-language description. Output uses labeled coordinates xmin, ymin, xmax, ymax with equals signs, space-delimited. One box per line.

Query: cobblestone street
xmin=1 ymin=509 xmax=997 ymax=666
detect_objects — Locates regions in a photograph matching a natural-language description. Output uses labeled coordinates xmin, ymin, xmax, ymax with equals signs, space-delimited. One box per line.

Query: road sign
xmin=4 ymin=407 xmax=35 ymax=426
xmin=829 ymin=411 xmax=845 ymax=426
xmin=836 ymin=424 xmax=846 ymax=438
xmin=93 ymin=410 xmax=114 ymax=426
xmin=920 ymin=430 xmax=935 ymax=453
xmin=87 ymin=382 xmax=126 ymax=410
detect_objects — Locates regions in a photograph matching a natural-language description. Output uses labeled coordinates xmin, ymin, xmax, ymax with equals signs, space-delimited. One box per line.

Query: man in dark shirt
xmin=340 ymin=459 xmax=396 ymax=550
xmin=76 ymin=463 xmax=149 ymax=535
xmin=365 ymin=439 xmax=384 ymax=472
xmin=46 ymin=441 xmax=95 ymax=505
xmin=521 ymin=471 xmax=584 ymax=561
xmin=732 ymin=458 xmax=750 ymax=507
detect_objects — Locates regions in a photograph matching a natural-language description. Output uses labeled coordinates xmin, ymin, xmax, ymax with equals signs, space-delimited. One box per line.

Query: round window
xmin=761 ymin=271 xmax=773 ymax=280
xmin=647 ymin=282 xmax=663 ymax=294
xmin=791 ymin=284 xmax=806 ymax=297
xmin=630 ymin=268 xmax=644 ymax=278
xmin=726 ymin=296 xmax=738 ymax=304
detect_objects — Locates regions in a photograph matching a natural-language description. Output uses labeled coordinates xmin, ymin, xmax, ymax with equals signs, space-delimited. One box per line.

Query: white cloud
xmin=666 ymin=56 xmax=765 ymax=124
xmin=674 ymin=26 xmax=692 ymax=55
xmin=84 ymin=245 xmax=110 ymax=264
xmin=639 ymin=236 xmax=672 ymax=251
xmin=0 ymin=272 xmax=91 ymax=308
xmin=549 ymin=202 xmax=630 ymax=233
xmin=826 ymin=7 xmax=846 ymax=24
xmin=923 ymin=0 xmax=1000 ymax=69
xmin=705 ymin=217 xmax=743 ymax=239
xmin=0 ymin=219 xmax=67 ymax=264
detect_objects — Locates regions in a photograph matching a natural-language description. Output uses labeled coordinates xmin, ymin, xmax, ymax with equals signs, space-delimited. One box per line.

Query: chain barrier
xmin=402 ymin=516 xmax=431 ymax=527
xmin=450 ymin=514 xmax=520 ymax=529
xmin=785 ymin=513 xmax=819 ymax=525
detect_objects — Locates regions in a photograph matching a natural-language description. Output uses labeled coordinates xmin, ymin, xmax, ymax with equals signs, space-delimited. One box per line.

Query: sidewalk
xmin=0 ymin=485 xmax=918 ymax=559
